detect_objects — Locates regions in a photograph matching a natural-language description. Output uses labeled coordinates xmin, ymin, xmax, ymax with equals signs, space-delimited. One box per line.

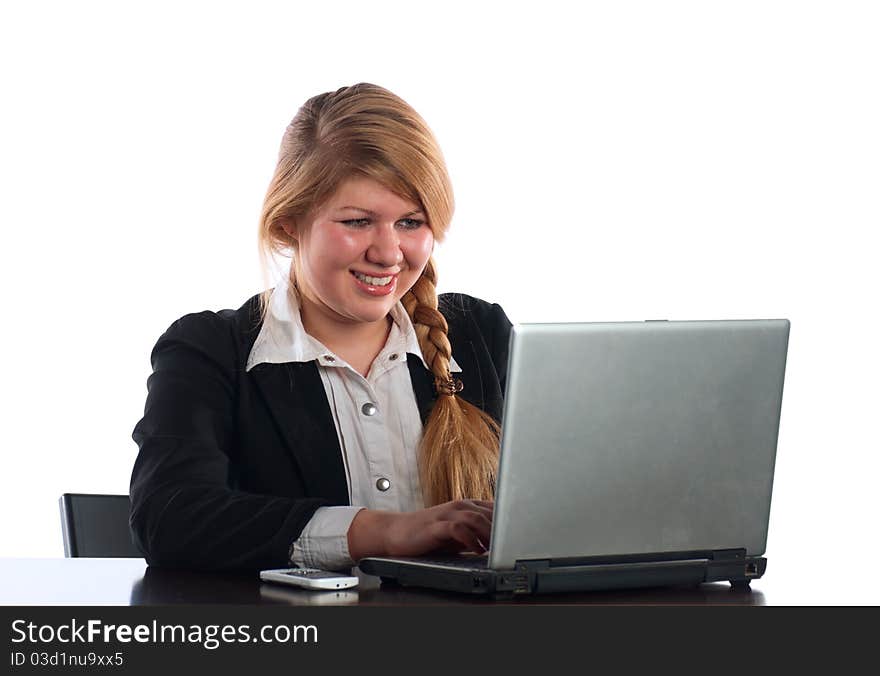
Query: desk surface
xmin=0 ymin=558 xmax=777 ymax=606
xmin=7 ymin=556 xmax=874 ymax=606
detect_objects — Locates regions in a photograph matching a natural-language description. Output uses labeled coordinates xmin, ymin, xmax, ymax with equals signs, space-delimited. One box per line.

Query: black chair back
xmin=59 ymin=493 xmax=141 ymax=558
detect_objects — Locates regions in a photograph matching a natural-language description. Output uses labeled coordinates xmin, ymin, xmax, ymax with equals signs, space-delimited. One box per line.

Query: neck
xmin=294 ymin=285 xmax=393 ymax=360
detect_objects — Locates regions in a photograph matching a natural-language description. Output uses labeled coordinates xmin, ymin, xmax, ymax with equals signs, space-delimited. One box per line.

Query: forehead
xmin=320 ymin=176 xmax=421 ymax=215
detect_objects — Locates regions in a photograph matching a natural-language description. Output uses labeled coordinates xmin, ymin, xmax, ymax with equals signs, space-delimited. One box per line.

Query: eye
xmin=340 ymin=218 xmax=370 ymax=228
xmin=398 ymin=218 xmax=425 ymax=230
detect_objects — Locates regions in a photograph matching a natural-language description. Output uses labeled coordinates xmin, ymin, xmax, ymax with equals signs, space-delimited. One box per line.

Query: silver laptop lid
xmin=489 ymin=319 xmax=789 ymax=570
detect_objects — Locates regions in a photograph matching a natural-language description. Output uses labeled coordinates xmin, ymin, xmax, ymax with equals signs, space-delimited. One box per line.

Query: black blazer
xmin=130 ymin=291 xmax=512 ymax=571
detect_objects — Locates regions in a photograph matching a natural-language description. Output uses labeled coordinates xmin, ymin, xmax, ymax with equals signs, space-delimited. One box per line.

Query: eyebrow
xmin=337 ymin=206 xmax=425 ymax=217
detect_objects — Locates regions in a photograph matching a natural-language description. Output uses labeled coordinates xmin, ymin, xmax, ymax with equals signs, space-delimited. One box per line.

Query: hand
xmin=347 ymin=500 xmax=493 ymax=561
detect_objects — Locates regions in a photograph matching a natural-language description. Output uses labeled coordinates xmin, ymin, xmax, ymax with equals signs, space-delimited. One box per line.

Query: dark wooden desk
xmin=0 ymin=558 xmax=765 ymax=605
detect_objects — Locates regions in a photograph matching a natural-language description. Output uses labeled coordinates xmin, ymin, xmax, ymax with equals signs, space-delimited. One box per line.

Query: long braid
xmin=401 ymin=259 xmax=451 ymax=388
xmin=403 ymin=258 xmax=501 ymax=505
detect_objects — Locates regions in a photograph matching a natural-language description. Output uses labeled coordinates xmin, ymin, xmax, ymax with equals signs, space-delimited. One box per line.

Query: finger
xmin=430 ymin=519 xmax=485 ymax=554
xmin=455 ymin=508 xmax=492 ymax=530
xmin=447 ymin=512 xmax=492 ymax=552
xmin=448 ymin=507 xmax=492 ymax=541
xmin=454 ymin=499 xmax=494 ymax=510
xmin=424 ymin=520 xmax=471 ymax=553
xmin=448 ymin=520 xmax=487 ymax=554
xmin=473 ymin=504 xmax=494 ymax=523
xmin=457 ymin=511 xmax=492 ymax=544
xmin=451 ymin=500 xmax=494 ymax=520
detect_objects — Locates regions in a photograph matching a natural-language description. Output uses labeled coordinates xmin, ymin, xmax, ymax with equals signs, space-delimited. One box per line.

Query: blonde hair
xmin=257 ymin=83 xmax=500 ymax=505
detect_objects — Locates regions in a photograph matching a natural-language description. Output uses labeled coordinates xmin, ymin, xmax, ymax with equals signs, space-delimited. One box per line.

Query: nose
xmin=366 ymin=223 xmax=403 ymax=268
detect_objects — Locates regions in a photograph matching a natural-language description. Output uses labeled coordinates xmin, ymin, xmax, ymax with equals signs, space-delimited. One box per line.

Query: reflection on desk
xmin=0 ymin=558 xmax=765 ymax=606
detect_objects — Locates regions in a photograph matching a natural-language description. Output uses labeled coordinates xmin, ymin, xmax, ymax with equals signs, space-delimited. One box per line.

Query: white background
xmin=1 ymin=1 xmax=877 ymax=603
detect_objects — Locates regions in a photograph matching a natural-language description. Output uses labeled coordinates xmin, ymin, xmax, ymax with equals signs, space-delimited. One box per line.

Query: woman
xmin=130 ymin=83 xmax=512 ymax=571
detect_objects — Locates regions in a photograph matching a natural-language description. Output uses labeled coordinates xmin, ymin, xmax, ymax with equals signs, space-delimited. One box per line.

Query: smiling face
xmin=288 ymin=175 xmax=435 ymax=341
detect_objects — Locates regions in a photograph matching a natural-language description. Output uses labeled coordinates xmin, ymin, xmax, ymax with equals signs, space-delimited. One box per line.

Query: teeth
xmin=353 ymin=271 xmax=393 ymax=286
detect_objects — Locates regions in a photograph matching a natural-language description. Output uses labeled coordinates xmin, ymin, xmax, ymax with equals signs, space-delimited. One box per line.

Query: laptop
xmin=359 ymin=318 xmax=790 ymax=596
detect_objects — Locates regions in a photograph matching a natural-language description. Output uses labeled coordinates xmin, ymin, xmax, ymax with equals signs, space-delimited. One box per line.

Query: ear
xmin=280 ymin=219 xmax=299 ymax=243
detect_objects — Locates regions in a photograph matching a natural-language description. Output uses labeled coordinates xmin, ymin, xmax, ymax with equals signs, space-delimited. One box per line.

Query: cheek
xmin=404 ymin=230 xmax=435 ymax=269
xmin=308 ymin=230 xmax=363 ymax=272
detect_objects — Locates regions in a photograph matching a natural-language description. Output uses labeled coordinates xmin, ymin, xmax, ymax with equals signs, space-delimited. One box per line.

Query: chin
xmin=349 ymin=303 xmax=394 ymax=323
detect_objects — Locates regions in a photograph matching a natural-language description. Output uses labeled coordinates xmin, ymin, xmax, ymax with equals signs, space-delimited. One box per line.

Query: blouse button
xmin=376 ymin=478 xmax=391 ymax=491
xmin=323 ymin=355 xmax=335 ymax=362
xmin=389 ymin=353 xmax=398 ymax=361
xmin=361 ymin=402 xmax=377 ymax=416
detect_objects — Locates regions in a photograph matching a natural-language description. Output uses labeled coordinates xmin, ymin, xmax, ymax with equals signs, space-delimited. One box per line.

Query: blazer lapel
xmin=249 ymin=361 xmax=350 ymax=505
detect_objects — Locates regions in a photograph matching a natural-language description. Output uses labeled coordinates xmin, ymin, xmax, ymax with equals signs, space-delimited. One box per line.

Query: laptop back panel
xmin=489 ymin=319 xmax=789 ymax=570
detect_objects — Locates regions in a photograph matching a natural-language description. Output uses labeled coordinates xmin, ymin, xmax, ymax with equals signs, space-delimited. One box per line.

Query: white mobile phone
xmin=259 ymin=568 xmax=359 ymax=590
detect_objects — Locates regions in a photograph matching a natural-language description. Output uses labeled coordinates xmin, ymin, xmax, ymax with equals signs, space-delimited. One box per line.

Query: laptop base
xmin=359 ymin=549 xmax=766 ymax=597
